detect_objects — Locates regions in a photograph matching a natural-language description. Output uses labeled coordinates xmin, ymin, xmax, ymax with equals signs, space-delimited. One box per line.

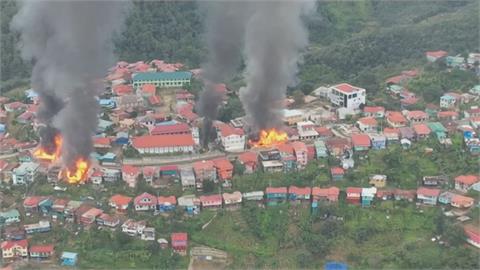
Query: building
xmin=131 ymin=134 xmax=195 ymax=154
xmin=242 ymin=191 xmax=264 ymax=202
xmin=171 ymin=233 xmax=188 ymax=255
xmin=416 ymin=187 xmax=441 ymax=205
xmin=346 ymin=187 xmax=362 ymax=204
xmin=361 ymin=187 xmax=377 ymax=207
xmin=122 ymin=165 xmax=140 ymax=188
xmin=199 ymin=194 xmax=223 ymax=209
xmin=283 ymin=109 xmax=305 ymax=125
xmin=464 ymin=225 xmax=480 ymax=248
xmin=157 ymin=196 xmax=177 ymax=212
xmin=180 ymin=168 xmax=196 ymax=190
xmin=0 ymin=209 xmax=20 ymax=225
xmin=193 ymin=160 xmax=216 ymax=185
xmin=311 ymin=187 xmax=340 ymax=207
xmin=223 ymin=191 xmax=242 ymax=209
xmin=1 ymin=239 xmax=28 ymax=259
xmin=288 ymin=186 xmax=311 ymax=203
xmin=351 ymin=134 xmax=371 ymax=152
xmin=60 ymin=252 xmax=78 ymax=266
xmin=80 ymin=208 xmax=103 ymax=225
xmin=134 ymin=192 xmax=157 ymax=211
xmin=97 ymin=213 xmax=120 ymax=228
xmin=12 ymin=162 xmax=39 ymax=185
xmin=369 ymin=175 xmax=387 ymax=188
xmin=177 ymin=195 xmax=201 ymax=215
xmin=265 ymin=187 xmax=288 ymax=206
xmin=330 ymin=167 xmax=345 ymax=181
xmin=406 ymin=110 xmax=429 ymax=123
xmin=412 ymin=123 xmax=431 ymax=140
xmin=386 ymin=111 xmax=407 ymax=128
xmin=363 ymin=106 xmax=385 ymax=118
xmin=215 ymin=123 xmax=246 ymax=152
xmin=328 ymin=83 xmax=366 ymax=111
xmin=150 ymin=123 xmax=191 ymax=136
xmin=357 ymin=117 xmax=378 ymax=133
xmin=440 ymin=93 xmax=458 ymax=109
xmin=121 ymin=219 xmax=146 ymax=236
xmin=24 ymin=220 xmax=51 ymax=234
xmin=451 ymin=194 xmax=474 ymax=208
xmin=29 ymin=244 xmax=54 ymax=260
xmin=454 ymin=175 xmax=479 ymax=192
xmin=291 ymin=141 xmax=308 ymax=168
xmin=425 ymin=50 xmax=448 ymax=62
xmin=314 ymin=140 xmax=328 ymax=158
xmin=238 ymin=151 xmax=258 ymax=173
xmin=115 ymin=94 xmax=143 ymax=110
xmin=213 ymin=158 xmax=234 ymax=183
xmin=132 ymin=71 xmax=192 ymax=89
xmin=297 ymin=121 xmax=319 ymax=140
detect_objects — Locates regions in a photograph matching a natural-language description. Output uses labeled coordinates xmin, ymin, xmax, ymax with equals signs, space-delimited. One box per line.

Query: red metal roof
xmin=288 ymin=186 xmax=311 ymax=196
xmin=351 ymin=134 xmax=371 ymax=147
xmin=134 ymin=192 xmax=157 ymax=206
xmin=110 ymin=194 xmax=132 ymax=206
xmin=346 ymin=187 xmax=362 ymax=194
xmin=150 ymin=123 xmax=190 ymax=136
xmin=158 ymin=196 xmax=177 ymax=205
xmin=455 ymin=175 xmax=479 ymax=185
xmin=215 ymin=122 xmax=244 ymax=137
xmin=407 ymin=110 xmax=428 ymax=119
xmin=426 ymin=50 xmax=448 ymax=58
xmin=266 ymin=187 xmax=287 ymax=194
xmin=193 ymin=160 xmax=215 ymax=172
xmin=122 ymin=165 xmax=140 ymax=176
xmin=113 ymin=84 xmax=133 ymax=96
xmin=199 ymin=194 xmax=222 ymax=203
xmin=387 ymin=111 xmax=407 ymax=124
xmin=93 ymin=137 xmax=111 ymax=146
xmin=417 ymin=187 xmax=441 ymax=197
xmin=213 ymin=158 xmax=233 ymax=171
xmin=364 ymin=106 xmax=385 ymax=113
xmin=291 ymin=141 xmax=307 ymax=153
xmin=358 ymin=117 xmax=378 ymax=126
xmin=29 ymin=244 xmax=54 ymax=253
xmin=333 ymin=83 xmax=362 ymax=93
xmin=23 ymin=196 xmax=47 ymax=207
xmin=437 ymin=111 xmax=458 ymax=118
xmin=159 ymin=165 xmax=178 ymax=172
xmin=238 ymin=151 xmax=258 ymax=164
xmin=132 ymin=134 xmax=195 ymax=149
xmin=312 ymin=187 xmax=340 ymax=197
xmin=171 ymin=232 xmax=188 ymax=242
xmin=1 ymin=239 xmax=28 ymax=250
xmin=412 ymin=124 xmax=431 ymax=135
xmin=141 ymin=84 xmax=156 ymax=95
xmin=330 ymin=167 xmax=344 ymax=175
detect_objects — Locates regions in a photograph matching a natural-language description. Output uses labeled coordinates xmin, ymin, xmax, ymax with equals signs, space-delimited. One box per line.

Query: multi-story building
xmin=12 ymin=162 xmax=39 ymax=185
xmin=132 ymin=71 xmax=192 ymax=89
xmin=329 ymin=83 xmax=366 ymax=111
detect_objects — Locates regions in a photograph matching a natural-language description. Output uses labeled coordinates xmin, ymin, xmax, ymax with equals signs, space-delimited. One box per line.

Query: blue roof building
xmin=61 ymin=252 xmax=78 ymax=266
xmin=325 ymin=262 xmax=348 ymax=270
xmin=97 ymin=119 xmax=113 ymax=133
xmin=132 ymin=71 xmax=192 ymax=89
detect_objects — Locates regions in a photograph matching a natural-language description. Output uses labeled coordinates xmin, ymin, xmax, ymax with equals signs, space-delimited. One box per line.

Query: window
xmin=353 ymin=93 xmax=357 ymax=98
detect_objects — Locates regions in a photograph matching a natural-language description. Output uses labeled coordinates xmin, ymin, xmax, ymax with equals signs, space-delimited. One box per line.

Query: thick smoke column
xmin=12 ymin=0 xmax=130 ymax=168
xmin=197 ymin=1 xmax=249 ymax=146
xmin=239 ymin=1 xmax=314 ymax=133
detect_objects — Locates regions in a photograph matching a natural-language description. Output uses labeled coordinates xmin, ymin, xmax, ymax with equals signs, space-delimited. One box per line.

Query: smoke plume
xmin=12 ymin=0 xmax=130 ymax=168
xmin=197 ymin=1 xmax=249 ymax=146
xmin=239 ymin=1 xmax=314 ymax=133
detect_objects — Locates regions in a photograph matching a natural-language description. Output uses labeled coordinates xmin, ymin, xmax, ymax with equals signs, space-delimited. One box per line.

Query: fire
xmin=33 ymin=135 xmax=63 ymax=162
xmin=250 ymin=128 xmax=288 ymax=147
xmin=62 ymin=158 xmax=89 ymax=184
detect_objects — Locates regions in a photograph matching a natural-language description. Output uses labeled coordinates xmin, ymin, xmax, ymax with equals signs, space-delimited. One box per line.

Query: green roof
xmin=133 ymin=71 xmax=192 ymax=81
xmin=0 ymin=209 xmax=20 ymax=218
xmin=427 ymin=122 xmax=447 ymax=133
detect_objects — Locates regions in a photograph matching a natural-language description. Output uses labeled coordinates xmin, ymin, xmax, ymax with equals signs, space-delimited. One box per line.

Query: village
xmin=0 ymin=50 xmax=480 ymax=269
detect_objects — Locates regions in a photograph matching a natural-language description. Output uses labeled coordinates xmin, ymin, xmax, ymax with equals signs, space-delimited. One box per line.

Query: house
xmin=222 ymin=191 xmax=242 ymax=209
xmin=361 ymin=187 xmax=377 ymax=207
xmin=325 ymin=138 xmax=351 ymax=157
xmin=386 ymin=111 xmax=407 ymax=128
xmin=150 ymin=123 xmax=191 ymax=136
xmin=440 ymin=93 xmax=458 ymax=109
xmin=438 ymin=191 xmax=455 ymax=205
xmin=369 ymin=175 xmax=387 ymax=188
xmin=80 ymin=208 xmax=103 ymax=225
xmin=425 ymin=50 xmax=448 ymax=62
xmin=89 ymin=170 xmax=103 ymax=185
xmin=159 ymin=165 xmax=179 ymax=178
xmin=142 ymin=166 xmax=158 ymax=185
xmin=215 ymin=122 xmax=246 ymax=152
xmin=0 ymin=210 xmax=20 ymax=225
xmin=177 ymin=195 xmax=201 ymax=215
xmin=132 ymin=71 xmax=192 ymax=89
xmin=112 ymin=84 xmax=133 ymax=96
xmin=199 ymin=194 xmax=223 ymax=209
xmin=23 ymin=196 xmax=50 ymax=216
xmin=139 ymin=84 xmax=156 ymax=97
xmin=328 ymin=83 xmax=366 ymax=111
xmin=157 ymin=196 xmax=177 ymax=212
xmin=193 ymin=160 xmax=216 ymax=186
xmin=437 ymin=111 xmax=459 ymax=121
xmin=29 ymin=244 xmax=54 ymax=260
xmin=141 ymin=227 xmax=156 ymax=241
xmin=422 ymin=175 xmax=448 ymax=187
xmin=242 ymin=191 xmax=264 ymax=204
xmin=383 ymin=128 xmax=400 ymax=142
xmin=3 ymin=227 xmax=26 ymax=241
xmin=351 ymin=134 xmax=371 ymax=152
xmin=412 ymin=124 xmax=431 ymax=140
xmin=1 ymin=239 xmax=28 ymax=259
xmin=311 ymin=187 xmax=340 ymax=207
xmin=24 ymin=220 xmax=51 ymax=234
xmin=12 ymin=162 xmax=39 ymax=185
xmin=122 ymin=165 xmax=140 ymax=188
xmin=297 ymin=121 xmax=319 ymax=140
xmin=4 ymin=101 xmax=26 ymax=113
xmin=369 ymin=134 xmax=386 ymax=149
xmin=394 ymin=189 xmax=416 ymax=201
xmin=291 ymin=141 xmax=308 ymax=168
xmin=416 ymin=187 xmax=441 ymax=205
xmin=399 ymin=126 xmax=415 ymax=140
xmin=330 ymin=167 xmax=344 ymax=181
xmin=288 ymin=186 xmax=311 ymax=204
xmin=356 ymin=117 xmax=378 ymax=133
xmin=451 ymin=194 xmax=474 ymax=208
xmin=465 ymin=108 xmax=480 ymax=119
xmin=464 ymin=225 xmax=480 ymax=248
xmin=213 ymin=158 xmax=234 ymax=183
xmin=115 ymin=94 xmax=144 ymax=110
xmin=134 ymin=192 xmax=157 ymax=211
xmin=376 ymin=189 xmax=395 ymax=201
xmin=406 ymin=110 xmax=429 ymax=123
xmin=96 ymin=213 xmax=120 ymax=228
xmin=445 ymin=56 xmax=466 ymax=69
xmin=180 ymin=168 xmax=196 ymax=190
xmin=265 ymin=187 xmax=288 ymax=206
xmin=238 ymin=151 xmax=258 ymax=173
xmin=121 ymin=219 xmax=146 ymax=236
xmin=171 ymin=233 xmax=188 ymax=255
xmin=454 ymin=175 xmax=479 ymax=192
xmin=363 ymin=106 xmax=385 ymax=118
xmin=346 ymin=187 xmax=362 ymax=204
xmin=283 ymin=109 xmax=305 ymax=125
xmin=131 ymin=134 xmax=195 ymax=154
xmin=64 ymin=201 xmax=82 ymax=223
xmin=60 ymin=252 xmax=78 ymax=266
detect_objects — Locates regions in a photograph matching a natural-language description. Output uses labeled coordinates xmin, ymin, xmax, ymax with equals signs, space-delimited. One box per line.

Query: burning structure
xmin=12 ymin=1 xmax=130 ymax=183
xmin=199 ymin=1 xmax=314 ymax=148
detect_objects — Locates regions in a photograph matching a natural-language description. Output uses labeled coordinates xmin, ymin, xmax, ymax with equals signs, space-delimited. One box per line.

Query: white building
xmin=215 ymin=123 xmax=246 ymax=152
xmin=329 ymin=83 xmax=366 ymax=111
xmin=12 ymin=162 xmax=40 ymax=185
xmin=131 ymin=134 xmax=195 ymax=154
xmin=297 ymin=121 xmax=319 ymax=140
xmin=283 ymin=109 xmax=305 ymax=126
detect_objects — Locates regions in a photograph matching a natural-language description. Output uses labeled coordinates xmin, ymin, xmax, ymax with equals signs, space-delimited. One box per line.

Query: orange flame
xmin=250 ymin=128 xmax=288 ymax=147
xmin=62 ymin=158 xmax=89 ymax=184
xmin=33 ymin=135 xmax=63 ymax=162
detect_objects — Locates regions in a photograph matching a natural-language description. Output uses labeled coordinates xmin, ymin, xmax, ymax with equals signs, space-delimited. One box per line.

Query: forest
xmin=1 ymin=0 xmax=478 ymax=95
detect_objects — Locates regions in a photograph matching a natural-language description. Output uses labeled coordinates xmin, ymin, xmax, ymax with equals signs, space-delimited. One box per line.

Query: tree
xmin=292 ymin=90 xmax=305 ymax=106
xmin=202 ymin=180 xmax=215 ymax=193
xmin=233 ymin=160 xmax=246 ymax=176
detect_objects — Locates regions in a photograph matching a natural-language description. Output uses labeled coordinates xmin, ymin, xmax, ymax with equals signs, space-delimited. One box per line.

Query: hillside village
xmin=0 ymin=50 xmax=479 ymax=268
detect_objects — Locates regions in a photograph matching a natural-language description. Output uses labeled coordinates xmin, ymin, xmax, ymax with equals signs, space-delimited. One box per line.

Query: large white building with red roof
xmin=215 ymin=122 xmax=246 ymax=152
xmin=329 ymin=83 xmax=366 ymax=111
xmin=131 ymin=134 xmax=195 ymax=154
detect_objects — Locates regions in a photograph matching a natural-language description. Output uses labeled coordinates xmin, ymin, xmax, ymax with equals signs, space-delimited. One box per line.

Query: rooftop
xmin=133 ymin=71 xmax=192 ymax=81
